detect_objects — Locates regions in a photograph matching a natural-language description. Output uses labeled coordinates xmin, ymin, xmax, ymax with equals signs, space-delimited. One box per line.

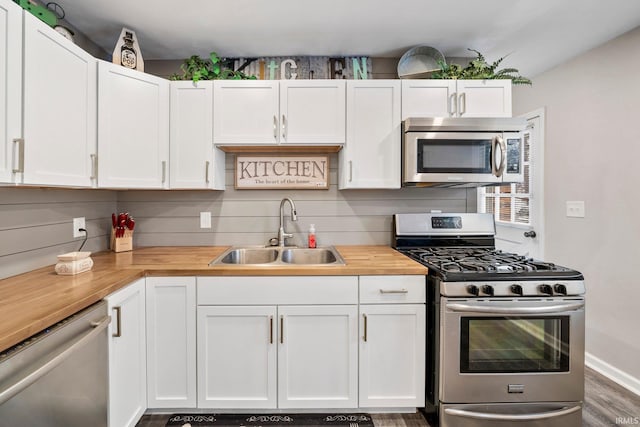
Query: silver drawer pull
xmin=379 ymin=288 xmax=409 ymax=294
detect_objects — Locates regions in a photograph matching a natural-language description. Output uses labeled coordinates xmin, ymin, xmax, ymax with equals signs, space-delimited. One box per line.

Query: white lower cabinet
xmin=146 ymin=277 xmax=197 ymax=408
xmin=107 ymin=278 xmax=146 ymax=427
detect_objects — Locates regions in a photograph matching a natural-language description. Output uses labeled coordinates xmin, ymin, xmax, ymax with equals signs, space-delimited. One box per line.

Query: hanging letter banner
xmin=235 ymin=155 xmax=329 ymax=189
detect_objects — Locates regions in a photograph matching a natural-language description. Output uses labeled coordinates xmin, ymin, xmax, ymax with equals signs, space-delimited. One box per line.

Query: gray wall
xmin=513 ymin=26 xmax=640 ymax=387
xmin=0 ymin=188 xmax=116 ymax=279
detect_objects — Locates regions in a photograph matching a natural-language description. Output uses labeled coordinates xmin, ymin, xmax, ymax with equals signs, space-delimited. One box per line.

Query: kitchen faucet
xmin=277 ymin=198 xmax=297 ymax=247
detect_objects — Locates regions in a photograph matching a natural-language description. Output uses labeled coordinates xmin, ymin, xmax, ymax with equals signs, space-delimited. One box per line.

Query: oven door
xmin=403 ymin=132 xmax=506 ymax=185
xmin=439 ymin=297 xmax=585 ymax=403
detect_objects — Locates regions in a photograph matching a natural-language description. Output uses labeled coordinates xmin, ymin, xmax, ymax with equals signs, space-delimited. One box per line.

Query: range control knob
xmin=554 ymin=284 xmax=568 ymax=295
xmin=481 ymin=285 xmax=494 ymax=296
xmin=510 ymin=284 xmax=523 ymax=295
xmin=539 ymin=284 xmax=554 ymax=295
xmin=467 ymin=285 xmax=479 ymax=296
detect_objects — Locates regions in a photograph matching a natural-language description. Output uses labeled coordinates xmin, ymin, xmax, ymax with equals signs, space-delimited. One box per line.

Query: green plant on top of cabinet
xmin=107 ymin=278 xmax=146 ymax=427
xmin=213 ymin=80 xmax=346 ymax=145
xmin=170 ymin=81 xmax=225 ymax=189
xmin=339 ymin=80 xmax=401 ymax=189
xmin=401 ymin=79 xmax=512 ymax=119
xmin=0 ymin=0 xmax=22 ymax=184
xmin=98 ymin=61 xmax=169 ymax=189
xmin=19 ymin=10 xmax=97 ymax=187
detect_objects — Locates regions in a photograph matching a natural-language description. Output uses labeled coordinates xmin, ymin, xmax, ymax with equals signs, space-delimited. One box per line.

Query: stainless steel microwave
xmin=402 ymin=117 xmax=527 ymax=187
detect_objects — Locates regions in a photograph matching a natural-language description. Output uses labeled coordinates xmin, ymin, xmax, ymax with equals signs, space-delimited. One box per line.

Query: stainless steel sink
xmin=209 ymin=246 xmax=345 ymax=266
xmin=281 ymin=248 xmax=338 ymax=264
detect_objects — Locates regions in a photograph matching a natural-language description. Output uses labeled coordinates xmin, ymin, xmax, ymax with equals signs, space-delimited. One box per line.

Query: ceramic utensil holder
xmin=110 ymin=229 xmax=133 ymax=253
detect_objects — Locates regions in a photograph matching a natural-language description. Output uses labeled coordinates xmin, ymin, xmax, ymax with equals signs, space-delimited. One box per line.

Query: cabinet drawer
xmin=197 ymin=276 xmax=358 ymax=305
xmin=359 ymin=275 xmax=425 ymax=304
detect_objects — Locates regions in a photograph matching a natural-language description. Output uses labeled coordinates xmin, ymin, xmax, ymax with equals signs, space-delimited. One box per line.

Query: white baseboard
xmin=585 ymin=352 xmax=640 ymax=396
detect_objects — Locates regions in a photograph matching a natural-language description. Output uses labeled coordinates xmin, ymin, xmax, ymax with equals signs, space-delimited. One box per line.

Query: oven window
xmin=417 ymin=139 xmax=492 ymax=174
xmin=460 ymin=316 xmax=570 ymax=373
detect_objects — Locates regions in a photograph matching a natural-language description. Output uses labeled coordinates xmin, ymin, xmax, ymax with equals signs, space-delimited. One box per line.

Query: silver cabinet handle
xmin=0 ymin=315 xmax=110 ymax=406
xmin=279 ymin=315 xmax=284 ymax=344
xmin=349 ymin=160 xmax=353 ymax=182
xmin=449 ymin=93 xmax=457 ymax=116
xmin=90 ymin=154 xmax=97 ymax=180
xmin=362 ymin=313 xmax=367 ymax=342
xmin=161 ymin=161 xmax=167 ymax=183
xmin=491 ymin=136 xmax=506 ymax=178
xmin=205 ymin=160 xmax=210 ymax=183
xmin=458 ymin=92 xmax=466 ymax=116
xmin=281 ymin=114 xmax=287 ymax=141
xmin=379 ymin=288 xmax=409 ymax=294
xmin=273 ymin=115 xmax=278 ymax=140
xmin=12 ymin=138 xmax=24 ymax=173
xmin=112 ymin=306 xmax=122 ymax=337
xmin=444 ymin=404 xmax=581 ymax=421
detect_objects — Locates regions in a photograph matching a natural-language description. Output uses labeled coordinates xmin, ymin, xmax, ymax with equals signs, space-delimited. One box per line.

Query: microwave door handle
xmin=444 ymin=404 xmax=582 ymax=422
xmin=492 ymin=136 xmax=506 ymax=178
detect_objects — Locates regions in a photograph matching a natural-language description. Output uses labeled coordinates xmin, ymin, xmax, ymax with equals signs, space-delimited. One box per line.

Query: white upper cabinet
xmin=213 ymin=80 xmax=345 ymax=145
xmin=340 ymin=80 xmax=401 ymax=189
xmin=279 ymin=80 xmax=346 ymax=145
xmin=98 ymin=61 xmax=169 ymax=188
xmin=21 ymin=12 xmax=97 ymax=187
xmin=170 ymin=81 xmax=224 ymax=189
xmin=402 ymin=79 xmax=511 ymax=119
xmin=0 ymin=0 xmax=21 ymax=184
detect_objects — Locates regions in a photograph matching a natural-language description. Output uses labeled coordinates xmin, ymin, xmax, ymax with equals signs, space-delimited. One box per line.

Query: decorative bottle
xmin=121 ymin=31 xmax=137 ymax=69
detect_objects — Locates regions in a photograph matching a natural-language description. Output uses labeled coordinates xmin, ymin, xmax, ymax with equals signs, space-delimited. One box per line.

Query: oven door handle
xmin=446 ymin=301 xmax=584 ymax=314
xmin=444 ymin=404 xmax=582 ymax=421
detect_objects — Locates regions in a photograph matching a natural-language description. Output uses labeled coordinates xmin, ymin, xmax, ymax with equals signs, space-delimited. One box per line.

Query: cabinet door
xmin=22 ymin=12 xmax=97 ymax=187
xmin=98 ymin=61 xmax=169 ymax=188
xmin=456 ymin=80 xmax=512 ymax=117
xmin=170 ymin=81 xmax=224 ymax=189
xmin=213 ymin=80 xmax=279 ymax=145
xmin=359 ymin=304 xmax=425 ymax=408
xmin=0 ymin=0 xmax=21 ymax=184
xmin=279 ymin=80 xmax=346 ymax=145
xmin=197 ymin=305 xmax=277 ymax=409
xmin=146 ymin=277 xmax=196 ymax=408
xmin=107 ymin=279 xmax=146 ymax=427
xmin=401 ymin=79 xmax=456 ymax=119
xmin=278 ymin=305 xmax=358 ymax=408
xmin=340 ymin=80 xmax=401 ymax=189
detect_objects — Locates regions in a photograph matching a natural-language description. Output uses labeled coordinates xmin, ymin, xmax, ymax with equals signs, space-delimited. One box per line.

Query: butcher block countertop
xmin=0 ymin=245 xmax=426 ymax=353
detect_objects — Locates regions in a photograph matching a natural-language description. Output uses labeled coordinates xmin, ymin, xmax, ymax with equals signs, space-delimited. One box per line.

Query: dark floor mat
xmin=166 ymin=413 xmax=373 ymax=427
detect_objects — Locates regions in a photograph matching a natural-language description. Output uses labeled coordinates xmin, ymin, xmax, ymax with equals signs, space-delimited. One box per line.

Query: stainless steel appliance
xmin=0 ymin=301 xmax=110 ymax=427
xmin=402 ymin=117 xmax=526 ymax=187
xmin=393 ymin=213 xmax=585 ymax=427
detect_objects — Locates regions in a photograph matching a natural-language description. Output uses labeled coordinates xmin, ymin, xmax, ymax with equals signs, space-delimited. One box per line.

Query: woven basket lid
xmin=397 ymin=45 xmax=445 ymax=79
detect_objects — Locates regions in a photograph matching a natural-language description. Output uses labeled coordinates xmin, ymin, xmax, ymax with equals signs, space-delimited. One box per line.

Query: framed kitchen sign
xmin=235 ymin=155 xmax=329 ymax=189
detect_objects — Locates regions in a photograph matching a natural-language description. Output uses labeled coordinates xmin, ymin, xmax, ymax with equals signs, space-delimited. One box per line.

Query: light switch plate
xmin=566 ymin=201 xmax=585 ymax=218
xmin=200 ymin=212 xmax=212 ymax=229
xmin=73 ymin=217 xmax=86 ymax=237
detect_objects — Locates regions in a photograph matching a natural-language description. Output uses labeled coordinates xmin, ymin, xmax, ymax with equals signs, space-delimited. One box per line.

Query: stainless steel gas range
xmin=393 ymin=213 xmax=585 ymax=427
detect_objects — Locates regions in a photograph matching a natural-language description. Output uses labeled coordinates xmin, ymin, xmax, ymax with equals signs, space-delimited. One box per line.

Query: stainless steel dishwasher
xmin=0 ymin=301 xmax=110 ymax=427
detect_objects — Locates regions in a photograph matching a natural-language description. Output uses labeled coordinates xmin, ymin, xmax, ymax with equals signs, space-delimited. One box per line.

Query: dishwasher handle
xmin=0 ymin=315 xmax=110 ymax=405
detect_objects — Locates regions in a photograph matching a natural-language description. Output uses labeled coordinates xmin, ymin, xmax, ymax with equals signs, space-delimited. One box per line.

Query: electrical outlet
xmin=73 ymin=217 xmax=86 ymax=238
xmin=566 ymin=201 xmax=585 ymax=218
xmin=200 ymin=212 xmax=212 ymax=229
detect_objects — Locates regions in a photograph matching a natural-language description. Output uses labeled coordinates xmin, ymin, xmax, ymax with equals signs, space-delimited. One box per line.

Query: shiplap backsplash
xmin=120 ymin=154 xmax=473 ymax=248
xmin=0 ymin=188 xmax=117 ymax=279
xmin=1 ymin=154 xmax=473 ymax=279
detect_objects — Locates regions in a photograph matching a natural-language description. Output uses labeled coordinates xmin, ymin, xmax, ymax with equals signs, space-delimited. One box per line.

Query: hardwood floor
xmin=137 ymin=367 xmax=639 ymax=427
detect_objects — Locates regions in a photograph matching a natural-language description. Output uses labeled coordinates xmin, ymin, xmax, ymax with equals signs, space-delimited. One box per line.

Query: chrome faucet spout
xmin=278 ymin=198 xmax=297 ymax=247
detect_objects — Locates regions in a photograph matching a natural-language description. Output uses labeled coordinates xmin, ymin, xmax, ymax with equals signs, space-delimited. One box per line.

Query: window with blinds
xmin=479 ymin=131 xmax=531 ymax=225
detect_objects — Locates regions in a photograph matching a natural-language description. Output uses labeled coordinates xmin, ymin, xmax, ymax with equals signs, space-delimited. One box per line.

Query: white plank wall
xmin=0 ymin=188 xmax=116 ymax=279
xmin=119 ymin=154 xmax=472 ymax=248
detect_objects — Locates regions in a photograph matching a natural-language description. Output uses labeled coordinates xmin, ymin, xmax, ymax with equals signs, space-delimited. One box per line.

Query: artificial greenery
xmin=431 ymin=49 xmax=532 ymax=85
xmin=170 ymin=52 xmax=256 ymax=82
